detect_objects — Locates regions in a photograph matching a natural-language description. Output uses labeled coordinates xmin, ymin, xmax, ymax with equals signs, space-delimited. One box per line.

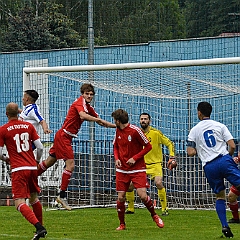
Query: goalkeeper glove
xmin=167 ymin=156 xmax=177 ymax=170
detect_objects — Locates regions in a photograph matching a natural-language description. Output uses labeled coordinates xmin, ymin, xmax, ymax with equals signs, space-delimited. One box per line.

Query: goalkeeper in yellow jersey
xmin=126 ymin=113 xmax=176 ymax=216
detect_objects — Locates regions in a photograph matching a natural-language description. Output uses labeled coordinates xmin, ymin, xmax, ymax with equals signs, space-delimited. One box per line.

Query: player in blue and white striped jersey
xmin=19 ymin=90 xmax=52 ymax=134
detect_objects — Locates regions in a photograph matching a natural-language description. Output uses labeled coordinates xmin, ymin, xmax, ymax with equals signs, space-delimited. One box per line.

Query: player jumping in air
xmin=37 ymin=83 xmax=116 ymax=210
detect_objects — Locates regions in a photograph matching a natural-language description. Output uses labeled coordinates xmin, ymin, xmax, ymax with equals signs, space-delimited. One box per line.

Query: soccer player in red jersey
xmin=227 ymin=154 xmax=240 ymax=224
xmin=37 ymin=83 xmax=116 ymax=210
xmin=0 ymin=102 xmax=47 ymax=240
xmin=111 ymin=109 xmax=164 ymax=230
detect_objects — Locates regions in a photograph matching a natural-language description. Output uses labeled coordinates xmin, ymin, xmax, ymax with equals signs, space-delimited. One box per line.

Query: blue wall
xmin=1 ymin=36 xmax=240 ymax=151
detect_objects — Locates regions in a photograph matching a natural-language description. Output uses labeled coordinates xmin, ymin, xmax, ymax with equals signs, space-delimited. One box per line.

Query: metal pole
xmin=88 ymin=0 xmax=95 ymax=206
xmin=187 ymin=82 xmax=191 ymax=132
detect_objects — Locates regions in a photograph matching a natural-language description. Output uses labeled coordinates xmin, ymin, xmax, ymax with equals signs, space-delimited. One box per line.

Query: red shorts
xmin=49 ymin=129 xmax=74 ymax=160
xmin=230 ymin=185 xmax=240 ymax=196
xmin=11 ymin=170 xmax=40 ymax=199
xmin=116 ymin=171 xmax=147 ymax=192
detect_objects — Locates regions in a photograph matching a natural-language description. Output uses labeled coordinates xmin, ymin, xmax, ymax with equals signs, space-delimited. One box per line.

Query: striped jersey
xmin=19 ymin=103 xmax=44 ymax=132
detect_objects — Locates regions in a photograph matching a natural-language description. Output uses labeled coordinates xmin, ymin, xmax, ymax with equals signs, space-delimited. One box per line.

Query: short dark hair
xmin=140 ymin=112 xmax=151 ymax=120
xmin=111 ymin=109 xmax=129 ymax=124
xmin=197 ymin=102 xmax=212 ymax=117
xmin=80 ymin=83 xmax=95 ymax=95
xmin=25 ymin=90 xmax=39 ymax=102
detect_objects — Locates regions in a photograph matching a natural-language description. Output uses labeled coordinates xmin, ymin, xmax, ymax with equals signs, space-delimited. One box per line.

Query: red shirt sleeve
xmin=87 ymin=105 xmax=98 ymax=118
xmin=132 ymin=142 xmax=152 ymax=161
xmin=0 ymin=127 xmax=4 ymax=147
xmin=113 ymin=144 xmax=119 ymax=161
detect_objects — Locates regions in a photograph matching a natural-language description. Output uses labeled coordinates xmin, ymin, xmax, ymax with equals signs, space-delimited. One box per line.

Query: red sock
xmin=117 ymin=200 xmax=125 ymax=225
xmin=60 ymin=169 xmax=72 ymax=191
xmin=143 ymin=195 xmax=156 ymax=217
xmin=229 ymin=201 xmax=239 ymax=220
xmin=31 ymin=200 xmax=43 ymax=225
xmin=17 ymin=203 xmax=39 ymax=225
xmin=37 ymin=161 xmax=47 ymax=176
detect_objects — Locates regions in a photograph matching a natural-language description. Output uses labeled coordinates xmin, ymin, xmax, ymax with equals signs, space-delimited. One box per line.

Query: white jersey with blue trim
xmin=19 ymin=103 xmax=44 ymax=132
xmin=188 ymin=119 xmax=233 ymax=166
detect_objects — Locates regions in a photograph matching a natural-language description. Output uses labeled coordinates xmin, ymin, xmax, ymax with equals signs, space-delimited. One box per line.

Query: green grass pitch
xmin=0 ymin=206 xmax=239 ymax=239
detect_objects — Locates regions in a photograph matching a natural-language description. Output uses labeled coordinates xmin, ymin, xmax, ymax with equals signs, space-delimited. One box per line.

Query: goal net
xmin=20 ymin=57 xmax=240 ymax=210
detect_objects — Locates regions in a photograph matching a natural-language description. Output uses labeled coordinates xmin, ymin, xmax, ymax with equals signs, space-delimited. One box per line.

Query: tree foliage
xmin=184 ymin=0 xmax=240 ymax=38
xmin=93 ymin=0 xmax=186 ymax=45
xmin=0 ymin=0 xmax=240 ymax=52
xmin=1 ymin=2 xmax=83 ymax=51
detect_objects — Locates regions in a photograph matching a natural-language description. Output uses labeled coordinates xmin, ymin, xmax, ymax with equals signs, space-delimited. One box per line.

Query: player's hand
xmin=126 ymin=158 xmax=136 ymax=166
xmin=233 ymin=157 xmax=239 ymax=164
xmin=5 ymin=157 xmax=10 ymax=165
xmin=96 ymin=119 xmax=107 ymax=127
xmin=44 ymin=128 xmax=52 ymax=134
xmin=115 ymin=159 xmax=122 ymax=168
xmin=167 ymin=156 xmax=177 ymax=170
xmin=2 ymin=154 xmax=10 ymax=165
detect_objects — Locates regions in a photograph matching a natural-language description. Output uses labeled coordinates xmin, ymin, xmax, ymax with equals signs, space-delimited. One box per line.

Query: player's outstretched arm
xmin=40 ymin=120 xmax=52 ymax=134
xmin=96 ymin=119 xmax=116 ymax=128
xmin=79 ymin=111 xmax=116 ymax=128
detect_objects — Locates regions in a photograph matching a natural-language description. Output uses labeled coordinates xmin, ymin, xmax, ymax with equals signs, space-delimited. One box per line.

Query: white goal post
xmin=21 ymin=57 xmax=240 ymax=210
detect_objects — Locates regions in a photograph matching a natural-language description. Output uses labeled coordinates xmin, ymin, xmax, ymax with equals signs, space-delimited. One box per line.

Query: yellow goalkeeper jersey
xmin=143 ymin=126 xmax=175 ymax=165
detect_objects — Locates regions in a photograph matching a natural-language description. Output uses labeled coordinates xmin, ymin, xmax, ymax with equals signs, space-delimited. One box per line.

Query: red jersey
xmin=61 ymin=96 xmax=98 ymax=136
xmin=113 ymin=123 xmax=152 ymax=173
xmin=0 ymin=119 xmax=40 ymax=172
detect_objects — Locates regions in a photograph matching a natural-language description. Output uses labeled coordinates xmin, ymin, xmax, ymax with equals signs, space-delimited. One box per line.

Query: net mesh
xmin=45 ymin=63 xmax=240 ymax=209
xmin=3 ymin=60 xmax=240 ymax=210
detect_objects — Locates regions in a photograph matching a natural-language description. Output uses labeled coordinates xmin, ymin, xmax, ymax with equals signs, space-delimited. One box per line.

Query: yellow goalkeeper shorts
xmin=146 ymin=163 xmax=163 ymax=179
